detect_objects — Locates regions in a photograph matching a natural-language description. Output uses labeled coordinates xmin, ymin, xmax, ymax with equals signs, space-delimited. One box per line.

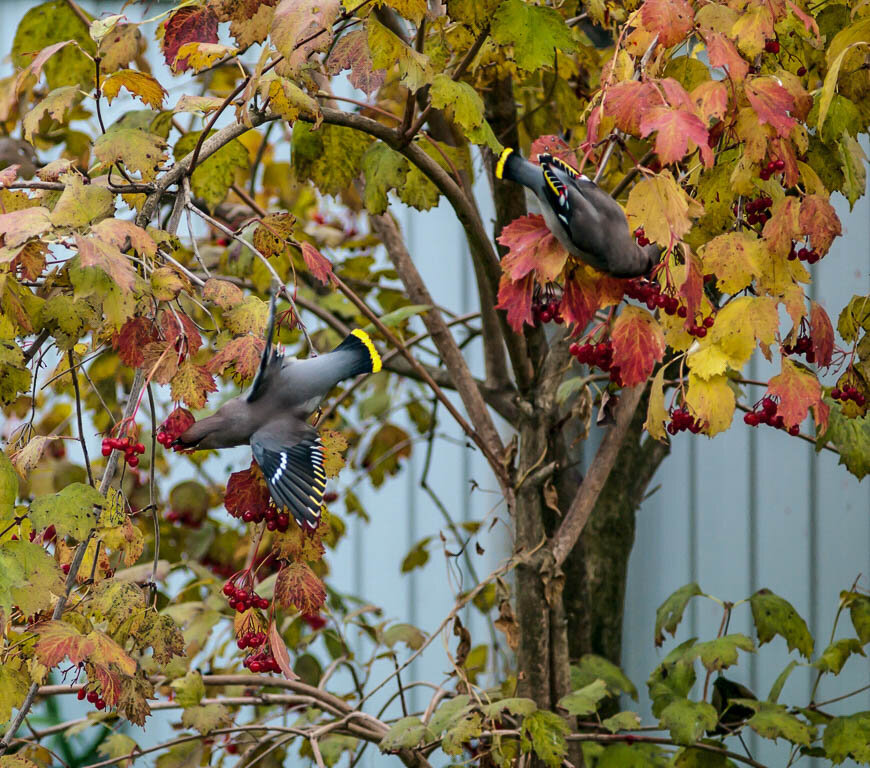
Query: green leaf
xmin=0 ymin=450 xmax=19 ymax=523
xmin=361 ymin=142 xmax=408 ymax=214
xmin=673 ymin=744 xmax=731 ymax=767
xmin=181 ymin=703 xmax=232 ymax=734
xmin=750 ymin=589 xmax=814 ymax=659
xmin=443 ymin=712 xmax=483 ymax=755
xmin=366 ymin=16 xmax=431 ymax=92
xmin=746 ymin=702 xmax=813 ymax=746
xmin=49 ymin=175 xmax=115 ymax=229
xmin=521 ymin=710 xmax=570 ymax=768
xmin=816 ymin=400 xmax=870 ymax=480
xmin=648 ymin=639 xmax=697 ymax=717
xmin=428 ymin=695 xmax=470 ymax=736
xmin=0 ymin=343 xmax=32 ymax=405
xmin=0 ymin=539 xmax=65 ymax=616
xmin=379 ymin=716 xmax=433 ymax=750
xmin=845 ymin=591 xmax=870 ymax=644
xmin=839 ymin=133 xmax=868 ymax=210
xmin=0 ymin=666 xmax=30 ymax=723
xmin=93 ymin=128 xmax=168 ymax=182
xmin=383 ymin=622 xmax=426 ymax=650
xmin=823 ymin=712 xmax=870 ymax=764
xmin=659 ymin=699 xmax=718 ymax=745
xmin=97 ymin=734 xmax=138 ymax=764
xmin=363 ymin=305 xmax=430 ymax=334
xmin=29 ymin=482 xmax=104 ymax=540
xmin=155 ymin=741 xmax=202 ymax=768
xmin=400 ymin=536 xmax=430 ymax=573
xmin=170 ymin=670 xmax=205 ymax=707
xmin=602 ymin=711 xmax=642 ymax=733
xmin=482 ymin=697 xmax=537 ymax=718
xmin=689 ymin=634 xmax=755 ymax=672
xmin=557 ymin=679 xmax=609 ymax=716
xmin=291 ymin=123 xmax=371 ymax=197
xmin=318 ymin=735 xmax=358 ymax=767
xmin=174 ymin=130 xmax=249 ymax=211
xmin=813 ymin=637 xmax=865 ymax=675
xmin=837 ymin=295 xmax=870 ymax=342
xmin=491 ymin=0 xmax=576 ymax=72
xmin=655 ymin=583 xmax=703 ymax=646
xmin=767 ymin=660 xmax=798 ymax=703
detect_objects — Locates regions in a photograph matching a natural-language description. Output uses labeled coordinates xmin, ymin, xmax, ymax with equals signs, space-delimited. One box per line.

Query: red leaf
xmin=799 ymin=194 xmax=842 ymax=256
xmin=641 ymin=0 xmax=694 ymax=48
xmin=113 ymin=317 xmax=157 ymax=368
xmin=610 ymin=306 xmax=665 ymax=386
xmin=786 ymin=0 xmax=820 ymax=41
xmin=89 ymin=663 xmax=123 ymax=707
xmin=269 ymin=620 xmax=301 ymax=681
xmin=767 ymin=358 xmax=822 ymax=428
xmin=639 ymin=107 xmax=712 ymax=166
xmin=161 ymin=6 xmax=219 ymax=73
xmin=586 ymin=105 xmax=602 ymax=147
xmin=529 ymin=135 xmax=577 ymax=168
xmin=660 ymin=78 xmax=695 ymax=112
xmin=161 ymin=309 xmax=203 ymax=356
xmin=603 ymin=81 xmax=661 ymax=135
xmin=206 ymin=335 xmax=266 ymax=382
xmin=745 ymin=77 xmax=796 ymax=137
xmin=705 ymin=33 xmax=749 ymax=82
xmin=225 ymin=462 xmax=272 ymax=520
xmin=809 ymin=301 xmax=834 ymax=368
xmin=159 ymin=406 xmax=196 ymax=444
xmin=498 ymin=214 xmax=568 ymax=283
xmin=275 ymin=562 xmax=327 ymax=615
xmin=301 ymin=242 xmax=333 ymax=285
xmin=34 ymin=621 xmax=94 ymax=668
xmin=678 ymin=249 xmax=704 ymax=331
xmin=495 ymin=273 xmax=535 ymax=333
xmin=561 ymin=266 xmax=623 ymax=332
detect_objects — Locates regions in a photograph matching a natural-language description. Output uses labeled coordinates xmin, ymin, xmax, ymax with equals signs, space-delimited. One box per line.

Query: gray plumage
xmin=176 ymin=294 xmax=381 ymax=528
xmin=495 ymin=148 xmax=661 ymax=278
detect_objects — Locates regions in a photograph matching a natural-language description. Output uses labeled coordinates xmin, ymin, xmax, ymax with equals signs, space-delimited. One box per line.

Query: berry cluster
xmin=222 ymin=581 xmax=270 ymax=613
xmin=782 ymin=331 xmax=816 ymax=363
xmin=624 ymin=278 xmax=685 ymax=316
xmin=156 ymin=431 xmax=175 ymax=449
xmin=569 ymin=340 xmax=622 ymax=385
xmin=242 ymin=649 xmax=280 ymax=674
xmin=234 ymin=504 xmax=292 ymax=532
xmin=77 ymin=688 xmax=107 ymax=711
xmin=532 ymin=296 xmax=563 ymax=326
xmin=743 ymin=397 xmax=801 ymax=436
xmin=687 ymin=316 xmax=715 ymax=338
xmin=237 ymin=630 xmax=267 ymax=650
xmin=101 ymin=436 xmax=145 ymax=467
xmin=832 ymin=385 xmax=866 ymax=407
xmin=157 ymin=407 xmax=196 ymax=451
xmin=787 ymin=243 xmax=821 ymax=264
xmin=633 ymin=227 xmax=651 ymax=246
xmin=165 ymin=508 xmax=203 ymax=528
xmin=666 ymin=407 xmax=703 ymax=435
xmin=759 ymin=158 xmax=786 ymax=181
xmin=744 ymin=195 xmax=772 ymax=227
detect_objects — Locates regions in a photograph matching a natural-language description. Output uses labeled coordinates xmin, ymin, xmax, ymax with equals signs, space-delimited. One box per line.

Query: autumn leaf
xmin=701 ymin=231 xmax=762 ymax=294
xmin=159 ymin=5 xmax=219 ymax=73
xmin=301 ymin=242 xmax=333 ymax=285
xmin=561 ymin=266 xmax=623 ymax=332
xmin=0 ymin=207 xmax=52 ymax=248
xmin=206 ymin=335 xmax=265 ymax=383
xmin=158 ymin=406 xmax=196 ymax=444
xmin=275 ymin=561 xmax=327 ymax=614
xmin=225 ymin=462 xmax=272 ymax=520
xmin=809 ymin=301 xmax=834 ymax=368
xmin=799 ymin=195 xmax=842 ymax=256
xmin=34 ymin=621 xmax=95 ymax=667
xmin=88 ymin=629 xmax=137 ymax=675
xmin=762 ymin=196 xmax=801 ymax=257
xmin=101 ymin=69 xmax=166 ymax=109
xmin=602 ymin=81 xmax=660 ymax=136
xmin=212 ymin=0 xmax=277 ymax=48
xmin=327 ymin=29 xmax=385 ymax=96
xmin=320 ymin=429 xmax=347 ymax=478
xmin=93 ymin=128 xmax=168 ymax=182
xmin=269 ymin=621 xmax=300 ymax=681
xmin=767 ymin=358 xmax=823 ymax=428
xmin=678 ymin=248 xmax=703 ymax=329
xmin=691 ymin=81 xmax=729 ymax=125
xmin=495 ymin=273 xmax=535 ymax=332
xmin=203 ymin=278 xmax=244 ymax=309
xmin=640 ymin=0 xmax=694 ymax=48
xmin=171 ymin=361 xmax=217 ymax=410
xmin=746 ymin=77 xmax=797 ymax=138
xmin=113 ymin=317 xmax=157 ymax=367
xmin=625 ymin=171 xmax=702 ymax=246
xmin=685 ymin=372 xmax=735 ymax=436
xmin=271 ymin=0 xmax=340 ymax=73
xmin=645 ymin=366 xmax=669 ymax=441
xmin=610 ymin=307 xmax=665 ymax=386
xmin=705 ymin=33 xmax=749 ymax=82
xmin=640 ymin=107 xmax=712 ymax=167
xmin=498 ymin=215 xmax=568 ymax=283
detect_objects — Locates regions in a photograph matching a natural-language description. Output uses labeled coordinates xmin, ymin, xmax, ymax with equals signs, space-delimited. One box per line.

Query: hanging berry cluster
xmin=101 ymin=436 xmax=145 ymax=467
xmin=787 ymin=242 xmax=822 ymax=264
xmin=741 ymin=195 xmax=772 ymax=227
xmin=831 ymin=384 xmax=866 ymax=407
xmin=782 ymin=327 xmax=817 ymax=363
xmin=759 ymin=157 xmax=786 ymax=181
xmin=624 ymin=278 xmax=684 ymax=316
xmin=77 ymin=688 xmax=107 ymax=711
xmin=532 ymin=285 xmax=563 ymax=326
xmin=156 ymin=407 xmax=196 ymax=449
xmin=223 ymin=581 xmax=270 ymax=613
xmin=666 ymin=407 xmax=703 ymax=435
xmin=569 ymin=340 xmax=622 ymax=385
xmin=743 ymin=396 xmax=801 ymax=435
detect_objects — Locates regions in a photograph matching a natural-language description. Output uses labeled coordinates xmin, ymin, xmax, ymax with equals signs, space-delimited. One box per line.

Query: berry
xmin=95 ymin=699 xmax=106 ymax=710
xmin=703 ymin=316 xmax=715 ymax=328
xmin=62 ymin=563 xmax=70 ymax=574
xmin=134 ymin=442 xmax=145 ymax=454
xmin=764 ymin=39 xmax=780 ymax=53
xmin=127 ymin=455 xmax=139 ymax=468
xmin=101 ymin=445 xmax=112 ymax=457
xmin=77 ymin=689 xmax=86 ymax=700
xmin=87 ymin=691 xmax=98 ymax=703
xmin=774 ymin=159 xmax=785 ymax=171
xmin=797 ymin=66 xmax=807 ymax=76
xmin=788 ymin=425 xmax=800 ymax=436
xmin=226 ymin=744 xmax=238 ymax=755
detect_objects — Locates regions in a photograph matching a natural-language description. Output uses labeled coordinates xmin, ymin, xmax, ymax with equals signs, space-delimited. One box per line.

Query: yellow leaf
xmin=645 ymin=366 xmax=669 ymax=441
xmin=701 ymin=231 xmax=762 ymax=294
xmin=625 ymin=171 xmax=703 ymax=247
xmin=101 ymin=69 xmax=167 ymax=109
xmin=685 ymin=373 xmax=735 ymax=436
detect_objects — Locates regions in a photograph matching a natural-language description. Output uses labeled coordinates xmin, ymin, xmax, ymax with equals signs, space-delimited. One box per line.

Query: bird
xmin=494 ymin=147 xmax=661 ymax=278
xmin=173 ymin=294 xmax=382 ymax=530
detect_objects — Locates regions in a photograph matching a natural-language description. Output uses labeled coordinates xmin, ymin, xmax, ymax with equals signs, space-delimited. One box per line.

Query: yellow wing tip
xmin=495 ymin=147 xmax=514 ymax=180
xmin=351 ymin=328 xmax=382 ymax=373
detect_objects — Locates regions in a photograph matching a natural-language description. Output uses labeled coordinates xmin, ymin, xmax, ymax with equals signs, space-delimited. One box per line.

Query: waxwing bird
xmin=495 ymin=148 xmax=661 ymax=278
xmin=175 ymin=294 xmax=382 ymax=529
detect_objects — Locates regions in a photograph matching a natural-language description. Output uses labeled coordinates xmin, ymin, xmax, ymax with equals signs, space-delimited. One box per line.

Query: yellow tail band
xmin=351 ymin=328 xmax=382 ymax=373
xmin=495 ymin=147 xmax=513 ymax=180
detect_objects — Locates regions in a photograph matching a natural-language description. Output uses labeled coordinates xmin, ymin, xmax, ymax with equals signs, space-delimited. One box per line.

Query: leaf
xmin=816 ymin=404 xmax=870 ymax=480
xmin=499 ymin=214 xmax=569 ymax=283
xmin=271 ymin=0 xmax=340 ymax=73
xmin=746 ymin=702 xmax=813 ymax=746
xmin=366 ymin=16 xmax=431 ymax=92
xmin=813 ymin=638 xmax=865 ymax=675
xmin=268 ymin=620 xmax=300 ymax=681
xmin=839 ymin=133 xmax=868 ymax=209
xmin=0 ymin=344 xmax=33 ymax=405
xmin=207 ymin=335 xmax=265 ymax=383
xmin=705 ymin=32 xmax=749 ymax=82
xmin=0 ymin=666 xmax=31 ymax=725
xmin=602 ymin=711 xmax=642 ymax=733
xmin=174 ymin=131 xmax=249 ymax=211
xmin=93 ymin=128 xmax=168 ymax=182
xmin=275 ymin=562 xmax=327 ymax=614
xmin=429 ymin=75 xmax=499 ymax=149
xmin=648 ymin=640 xmax=698 ymax=717
xmin=640 ymin=107 xmax=712 ymax=167
xmin=318 ymin=429 xmax=347 ymax=480
xmin=159 ymin=5 xmax=219 ymax=73
xmin=22 ymin=85 xmax=80 ymax=142
xmin=491 ymin=0 xmax=576 ymax=72
xmin=30 ymin=482 xmax=104 ymax=540
xmin=155 ymin=741 xmax=203 ymax=768
xmin=823 ymin=712 xmax=870 ymax=764
xmin=641 ymin=0 xmax=694 ymax=48
xmin=101 ymin=69 xmax=166 ymax=109
xmin=212 ymin=0 xmax=275 ymax=48
xmin=262 ymin=75 xmax=321 ymax=126
xmin=750 ymin=588 xmax=814 ymax=658
xmin=401 ymin=537 xmax=430 ymax=572
xmin=379 ymin=717 xmax=433 ymax=750
xmin=746 ymin=77 xmax=797 ymax=138
xmin=0 ymin=207 xmax=52 ymax=248
xmin=645 ymin=367 xmax=669 ymax=442
xmin=799 ymin=194 xmax=842 ymax=256
xmin=174 ymin=42 xmax=237 ymax=73
xmin=34 ymin=621 xmax=95 ymax=667
xmin=326 ymin=29 xmax=384 ymax=95
xmin=91 ymin=218 xmax=157 ymax=257
xmin=361 ymin=142 xmax=408 ymax=214
xmin=560 ymin=265 xmax=623 ymax=331
xmin=429 ymin=695 xmax=471 ymax=736
xmin=685 ymin=373 xmax=735 ymax=435
xmin=301 ymin=242 xmax=333 ymax=285
xmin=570 ymin=654 xmax=638 ymax=701
xmin=731 ymin=6 xmax=773 ymax=58
xmin=762 ymin=196 xmax=801 ymax=258
xmin=383 ymin=623 xmax=426 ymax=650
xmin=203 ymin=278 xmax=244 ymax=309
xmin=843 ymin=591 xmax=870 ymax=645
xmin=224 ymin=462 xmax=272 ymax=520
xmin=0 ymin=451 xmax=19 ymax=520
xmin=170 ymin=670 xmax=205 ymax=707
xmin=88 ymin=629 xmax=137 ymax=674
xmin=660 ymin=699 xmax=718 ymax=745
xmin=767 ymin=659 xmax=798 ymax=703
xmin=558 ymin=679 xmax=609 ymax=716
xmin=625 ymin=171 xmax=702 ymax=246
xmin=655 ymin=583 xmax=702 ymax=646
xmin=610 ymin=306 xmax=665 ymax=386
xmin=170 ymin=361 xmax=217 ymax=410
xmin=521 ymin=710 xmax=570 ymax=768
xmin=442 ymin=712 xmax=483 ymax=756
xmin=181 ymin=703 xmax=232 ymax=735
xmin=689 ymin=634 xmax=755 ymax=672
xmin=50 ymin=176 xmax=115 ymax=229
xmin=767 ymin=358 xmax=822 ymax=429
xmin=701 ymin=231 xmax=762 ymax=294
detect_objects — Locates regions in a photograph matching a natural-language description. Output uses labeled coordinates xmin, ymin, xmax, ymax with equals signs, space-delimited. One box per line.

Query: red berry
xmin=764 ymin=39 xmax=780 ymax=53
xmin=127 ymin=455 xmax=139 ymax=468
xmin=788 ymin=425 xmax=800 ymax=436
xmin=95 ymin=700 xmax=106 ymax=710
xmin=797 ymin=66 xmax=807 ymax=76
xmin=101 ymin=445 xmax=112 ymax=457
xmin=62 ymin=563 xmax=71 ymax=574
xmin=134 ymin=442 xmax=145 ymax=454
xmin=87 ymin=691 xmax=98 ymax=703
xmin=695 ymin=327 xmax=707 ymax=338
xmin=774 ymin=159 xmax=785 ymax=171
xmin=226 ymin=744 xmax=238 ymax=754
xmin=677 ymin=306 xmax=688 ymax=318
xmin=703 ymin=316 xmax=715 ymax=328
xmin=77 ymin=689 xmax=86 ymax=700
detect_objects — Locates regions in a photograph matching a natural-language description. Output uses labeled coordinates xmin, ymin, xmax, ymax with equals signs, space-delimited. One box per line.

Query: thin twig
xmin=67 ymin=349 xmax=94 ymax=487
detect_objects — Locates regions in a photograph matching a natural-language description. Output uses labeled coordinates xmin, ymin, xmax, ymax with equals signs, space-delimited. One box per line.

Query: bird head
xmin=172 ymin=397 xmax=253 ymax=450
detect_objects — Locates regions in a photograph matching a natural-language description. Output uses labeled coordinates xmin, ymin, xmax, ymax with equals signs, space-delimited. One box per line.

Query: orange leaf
xmin=799 ymin=194 xmax=841 ymax=256
xmin=34 ymin=621 xmax=94 ymax=668
xmin=498 ymin=215 xmax=568 ymax=283
xmin=89 ymin=662 xmax=123 ymax=706
xmin=495 ymin=272 xmax=535 ymax=333
xmin=678 ymin=248 xmax=704 ymax=330
xmin=767 ymin=358 xmax=822 ymax=428
xmin=206 ymin=335 xmax=266 ymax=382
xmin=88 ymin=630 xmax=137 ymax=675
xmin=610 ymin=306 xmax=665 ymax=386
xmin=762 ymin=196 xmax=801 ymax=257
xmin=269 ymin=620 xmax=300 ymax=681
xmin=639 ymin=107 xmax=712 ymax=166
xmin=602 ymin=81 xmax=661 ymax=135
xmin=691 ymin=81 xmax=729 ymax=125
xmin=745 ymin=77 xmax=797 ymax=138
xmin=561 ymin=266 xmax=623 ymax=332
xmin=705 ymin=33 xmax=749 ymax=82
xmin=275 ymin=562 xmax=327 ymax=615
xmin=529 ymin=135 xmax=577 ymax=167
xmin=809 ymin=301 xmax=834 ymax=368
xmin=641 ymin=0 xmax=694 ymax=47
xmin=101 ymin=69 xmax=167 ymax=109
xmin=203 ymin=278 xmax=244 ymax=309
xmin=75 ymin=234 xmax=137 ymax=292
xmin=113 ymin=317 xmax=157 ymax=368
xmin=301 ymin=242 xmax=333 ymax=285
xmin=170 ymin=361 xmax=217 ymax=410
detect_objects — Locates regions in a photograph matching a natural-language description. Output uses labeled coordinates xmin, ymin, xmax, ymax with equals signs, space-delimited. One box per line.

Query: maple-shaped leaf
xmin=175 ymin=41 xmax=238 ymax=73
xmin=158 ymin=406 xmax=196 ymax=445
xmin=641 ymin=0 xmax=694 ymax=48
xmin=768 ymin=358 xmax=822 ymax=429
xmin=0 ymin=207 xmax=52 ymax=248
xmin=225 ymin=462 xmax=272 ymax=520
xmin=113 ymin=316 xmax=158 ymax=367
xmin=88 ymin=629 xmax=137 ymax=675
xmin=275 ymin=561 xmax=327 ymax=614
xmin=161 ymin=310 xmax=203 ymax=356
xmin=30 ymin=482 xmax=104 ymax=540
xmin=686 ymin=372 xmax=735 ymax=436
xmin=529 ymin=135 xmax=578 ymax=168
xmin=133 ymin=610 xmax=186 ymax=665
xmin=0 ymin=539 xmax=64 ymax=615
xmin=326 ymin=29 xmax=385 ymax=96
xmin=22 ymin=85 xmax=81 ymax=143
xmin=705 ymin=32 xmax=749 ymax=82
xmin=274 ymin=524 xmax=326 ymax=562
xmin=625 ymin=172 xmax=703 ymax=246
xmin=91 ymin=218 xmax=158 ymax=258
xmin=809 ymin=301 xmax=834 ymax=368
xmin=203 ymin=278 xmax=244 ymax=309
xmin=50 ymin=175 xmax=115 ymax=229
xmin=640 ymin=107 xmax=712 ymax=167
xmin=701 ymin=231 xmax=762 ymax=294
xmin=93 ymin=128 xmax=168 ymax=182
xmin=602 ymin=81 xmax=660 ymax=136
xmin=732 ymin=6 xmax=774 ymax=58
xmin=182 ymin=702 xmax=233 ymax=734
xmin=498 ymin=214 xmax=568 ymax=283
xmin=207 ymin=335 xmax=265 ymax=383
xmin=88 ymin=662 xmax=123 ymax=707
xmin=762 ymin=196 xmax=801 ymax=257
xmin=746 ymin=77 xmax=797 ymax=138
xmin=9 ymin=241 xmax=48 ymax=281
xmin=561 ymin=266 xmax=623 ymax=332
xmin=141 ymin=340 xmax=179 ymax=385
xmin=34 ymin=621 xmax=95 ymax=668
xmin=158 ymin=5 xmax=219 ymax=73
xmin=260 ymin=75 xmax=321 ymax=126
xmin=691 ymin=80 xmax=729 ymax=126
xmin=610 ymin=306 xmax=665 ymax=386
xmin=174 ymin=131 xmax=249 ymax=211
xmin=212 ymin=0 xmax=278 ymax=48
xmin=171 ymin=361 xmax=217 ymax=410
xmin=101 ymin=69 xmax=166 ymax=109
xmin=271 ymin=0 xmax=340 ymax=73
xmin=301 ymin=242 xmax=333 ymax=285
xmin=491 ymin=0 xmax=576 ymax=72
xmin=799 ymin=194 xmax=842 ymax=256
xmin=495 ymin=273 xmax=535 ymax=333
xmin=116 ymin=674 xmax=153 ymax=727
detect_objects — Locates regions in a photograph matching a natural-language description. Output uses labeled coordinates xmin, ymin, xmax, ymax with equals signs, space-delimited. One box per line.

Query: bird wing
xmin=247 ymin=291 xmax=280 ymax=403
xmin=251 ymin=421 xmax=326 ymax=530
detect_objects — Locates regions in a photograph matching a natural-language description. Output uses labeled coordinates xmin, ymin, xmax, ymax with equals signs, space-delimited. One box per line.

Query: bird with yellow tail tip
xmin=174 ymin=291 xmax=381 ymax=530
xmin=495 ymin=147 xmax=662 ymax=278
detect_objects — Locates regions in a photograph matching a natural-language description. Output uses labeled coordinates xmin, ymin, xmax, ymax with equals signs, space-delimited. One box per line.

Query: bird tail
xmin=332 ymin=329 xmax=382 ymax=377
xmin=495 ymin=147 xmax=540 ymax=189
